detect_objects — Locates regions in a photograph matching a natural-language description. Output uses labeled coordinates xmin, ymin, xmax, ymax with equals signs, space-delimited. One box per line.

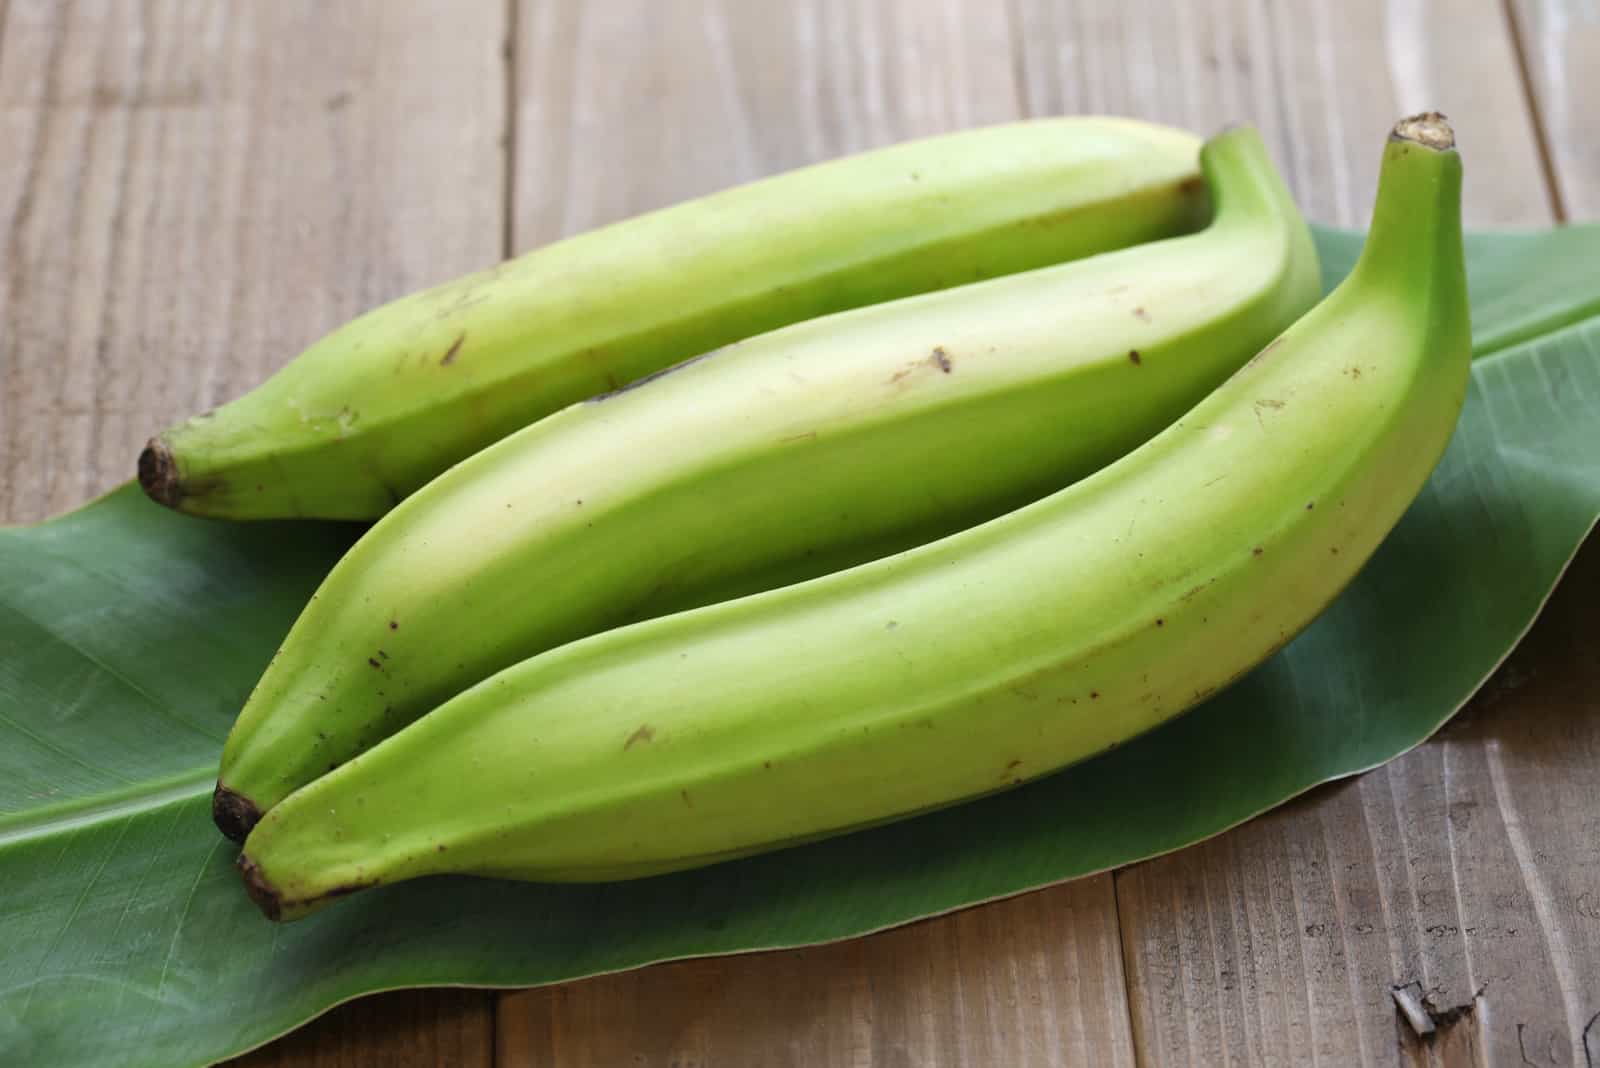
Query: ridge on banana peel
xmin=139 ymin=117 xmax=1208 ymax=520
xmin=213 ymin=125 xmax=1320 ymax=842
xmin=238 ymin=113 xmax=1471 ymax=922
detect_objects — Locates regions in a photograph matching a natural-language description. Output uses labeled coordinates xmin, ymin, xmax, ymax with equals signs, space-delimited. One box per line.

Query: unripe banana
xmin=213 ymin=126 xmax=1317 ymax=843
xmin=139 ymin=118 xmax=1207 ymax=521
xmin=237 ymin=114 xmax=1470 ymax=921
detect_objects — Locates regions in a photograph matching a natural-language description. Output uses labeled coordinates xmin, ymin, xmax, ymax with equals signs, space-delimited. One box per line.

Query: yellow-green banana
xmin=213 ymin=125 xmax=1318 ymax=843
xmin=238 ymin=114 xmax=1469 ymax=921
xmin=140 ymin=118 xmax=1206 ymax=520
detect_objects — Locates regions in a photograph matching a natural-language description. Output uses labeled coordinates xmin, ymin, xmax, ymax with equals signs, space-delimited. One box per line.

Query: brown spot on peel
xmin=213 ymin=783 xmax=262 ymax=843
xmin=931 ymin=346 xmax=952 ymax=373
xmin=440 ymin=332 xmax=466 ymax=366
xmin=1245 ymin=336 xmax=1286 ymax=371
xmin=1128 ymin=350 xmax=1142 ymax=366
xmin=624 ymin=724 xmax=655 ymax=749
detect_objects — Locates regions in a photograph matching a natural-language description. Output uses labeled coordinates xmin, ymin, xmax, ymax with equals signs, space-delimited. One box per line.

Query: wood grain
xmin=227 ymin=988 xmax=494 ymax=1068
xmin=0 ymin=0 xmax=506 ymax=524
xmin=0 ymin=2 xmax=505 ymax=1064
xmin=1507 ymin=0 xmax=1600 ymax=219
xmin=1116 ymin=534 xmax=1600 ymax=1067
xmin=513 ymin=0 xmax=1020 ymax=243
xmin=1012 ymin=0 xmax=1552 ymax=226
xmin=497 ymin=878 xmax=1135 ymax=1068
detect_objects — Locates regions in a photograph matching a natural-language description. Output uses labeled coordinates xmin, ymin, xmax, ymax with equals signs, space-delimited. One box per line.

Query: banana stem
xmin=1352 ymin=112 xmax=1467 ymax=314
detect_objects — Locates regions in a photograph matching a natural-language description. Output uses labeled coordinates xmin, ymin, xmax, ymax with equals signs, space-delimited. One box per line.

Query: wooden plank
xmin=513 ymin=0 xmax=1020 ymax=243
xmin=497 ymin=878 xmax=1135 ymax=1068
xmin=0 ymin=0 xmax=505 ymax=524
xmin=0 ymin=1 xmax=504 ymax=1064
xmin=500 ymin=2 xmax=1136 ymax=1063
xmin=1506 ymin=0 xmax=1600 ymax=218
xmin=1115 ymin=537 xmax=1600 ymax=1066
xmin=1012 ymin=1 xmax=1593 ymax=1064
xmin=1013 ymin=0 xmax=1551 ymax=226
xmin=226 ymin=988 xmax=495 ymax=1068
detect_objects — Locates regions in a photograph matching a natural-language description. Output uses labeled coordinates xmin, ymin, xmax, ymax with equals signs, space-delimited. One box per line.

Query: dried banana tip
xmin=1391 ymin=112 xmax=1455 ymax=151
xmin=137 ymin=437 xmax=182 ymax=509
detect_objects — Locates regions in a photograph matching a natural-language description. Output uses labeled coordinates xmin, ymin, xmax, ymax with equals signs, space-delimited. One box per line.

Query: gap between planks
xmin=1498 ymin=0 xmax=1568 ymax=221
xmin=502 ymin=0 xmax=519 ymax=259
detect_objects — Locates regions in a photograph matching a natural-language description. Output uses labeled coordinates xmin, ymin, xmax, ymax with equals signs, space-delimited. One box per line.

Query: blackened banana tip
xmin=213 ymin=782 xmax=262 ymax=843
xmin=236 ymin=853 xmax=282 ymax=921
xmin=137 ymin=438 xmax=182 ymax=509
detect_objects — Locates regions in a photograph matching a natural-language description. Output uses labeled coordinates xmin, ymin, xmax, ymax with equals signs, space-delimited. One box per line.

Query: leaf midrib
xmin=0 ymin=768 xmax=212 ymax=849
xmin=1474 ymin=292 xmax=1600 ymax=359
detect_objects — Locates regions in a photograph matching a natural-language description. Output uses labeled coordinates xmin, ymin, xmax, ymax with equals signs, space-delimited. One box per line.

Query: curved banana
xmin=213 ymin=126 xmax=1318 ymax=842
xmin=140 ymin=118 xmax=1207 ymax=520
xmin=236 ymin=111 xmax=1470 ymax=920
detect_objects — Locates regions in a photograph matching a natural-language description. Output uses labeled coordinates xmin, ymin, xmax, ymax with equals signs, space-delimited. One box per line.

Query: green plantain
xmin=212 ymin=125 xmax=1315 ymax=842
xmin=140 ymin=118 xmax=1208 ymax=520
xmin=237 ymin=114 xmax=1470 ymax=920
xmin=212 ymin=126 xmax=1318 ymax=842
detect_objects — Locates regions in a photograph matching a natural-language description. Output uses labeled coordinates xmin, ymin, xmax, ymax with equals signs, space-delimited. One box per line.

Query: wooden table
xmin=4 ymin=2 xmax=1595 ymax=1065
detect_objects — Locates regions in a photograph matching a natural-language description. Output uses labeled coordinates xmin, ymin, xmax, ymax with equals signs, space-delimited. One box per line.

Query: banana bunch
xmin=149 ymin=110 xmax=1467 ymax=919
xmin=138 ymin=118 xmax=1206 ymax=520
xmin=211 ymin=124 xmax=1319 ymax=842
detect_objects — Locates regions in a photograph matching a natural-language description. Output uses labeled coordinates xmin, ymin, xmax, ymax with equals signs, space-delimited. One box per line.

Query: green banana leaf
xmin=3 ymin=225 xmax=1598 ymax=1067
